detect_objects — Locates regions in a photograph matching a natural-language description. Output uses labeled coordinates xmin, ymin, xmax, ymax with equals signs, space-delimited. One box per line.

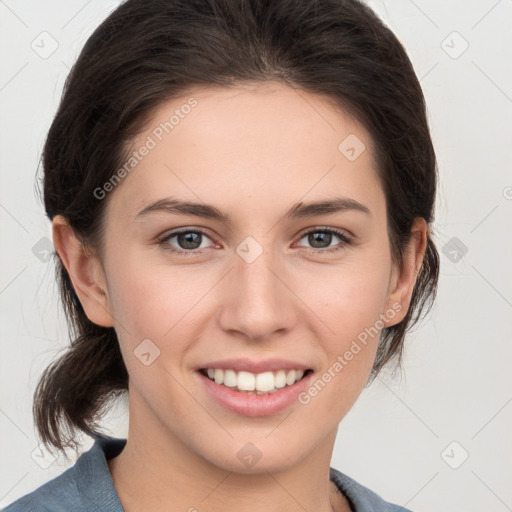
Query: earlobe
xmin=51 ymin=215 xmax=114 ymax=328
xmin=383 ymin=217 xmax=428 ymax=328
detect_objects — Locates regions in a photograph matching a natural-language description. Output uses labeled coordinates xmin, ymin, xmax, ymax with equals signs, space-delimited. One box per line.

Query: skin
xmin=52 ymin=81 xmax=427 ymax=512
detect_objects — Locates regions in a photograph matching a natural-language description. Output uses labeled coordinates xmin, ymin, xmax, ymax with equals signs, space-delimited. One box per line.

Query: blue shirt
xmin=3 ymin=435 xmax=413 ymax=511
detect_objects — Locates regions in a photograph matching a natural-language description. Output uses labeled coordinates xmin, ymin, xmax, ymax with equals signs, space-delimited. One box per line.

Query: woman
xmin=4 ymin=0 xmax=439 ymax=510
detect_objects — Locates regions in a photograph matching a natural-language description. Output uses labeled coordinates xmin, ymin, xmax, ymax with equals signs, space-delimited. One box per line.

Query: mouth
xmin=198 ymin=367 xmax=314 ymax=395
xmin=194 ymin=357 xmax=316 ymax=416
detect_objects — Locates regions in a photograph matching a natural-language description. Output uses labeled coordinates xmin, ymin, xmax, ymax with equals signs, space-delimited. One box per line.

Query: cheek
xmin=297 ymin=270 xmax=386 ymax=415
xmin=106 ymin=254 xmax=206 ymax=335
xmin=294 ymin=252 xmax=391 ymax=387
xmin=300 ymin=255 xmax=391 ymax=334
xmin=106 ymin=265 xmax=203 ymax=389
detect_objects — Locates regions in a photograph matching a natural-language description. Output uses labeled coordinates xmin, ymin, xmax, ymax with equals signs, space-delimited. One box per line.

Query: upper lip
xmin=197 ymin=358 xmax=313 ymax=374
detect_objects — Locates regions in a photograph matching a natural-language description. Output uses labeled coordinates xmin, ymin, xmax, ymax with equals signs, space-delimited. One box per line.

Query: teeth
xmin=256 ymin=371 xmax=274 ymax=392
xmin=223 ymin=369 xmax=237 ymax=387
xmin=286 ymin=369 xmax=296 ymax=385
xmin=214 ymin=369 xmax=224 ymax=385
xmin=237 ymin=371 xmax=255 ymax=391
xmin=274 ymin=370 xmax=287 ymax=388
xmin=203 ymin=368 xmax=307 ymax=393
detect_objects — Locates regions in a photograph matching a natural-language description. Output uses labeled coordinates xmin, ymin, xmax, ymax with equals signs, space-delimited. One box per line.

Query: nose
xmin=217 ymin=239 xmax=297 ymax=342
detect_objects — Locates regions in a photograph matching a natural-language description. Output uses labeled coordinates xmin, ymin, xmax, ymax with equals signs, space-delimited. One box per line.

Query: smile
xmin=196 ymin=366 xmax=315 ymax=417
xmin=199 ymin=368 xmax=313 ymax=394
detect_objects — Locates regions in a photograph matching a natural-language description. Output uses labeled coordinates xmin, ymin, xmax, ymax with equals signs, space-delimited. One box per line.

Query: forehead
xmin=107 ymin=81 xmax=383 ymax=224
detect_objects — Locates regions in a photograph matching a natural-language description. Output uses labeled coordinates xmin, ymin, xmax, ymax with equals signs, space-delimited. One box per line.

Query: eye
xmin=158 ymin=228 xmax=216 ymax=256
xmin=158 ymin=226 xmax=352 ymax=257
xmin=295 ymin=227 xmax=352 ymax=254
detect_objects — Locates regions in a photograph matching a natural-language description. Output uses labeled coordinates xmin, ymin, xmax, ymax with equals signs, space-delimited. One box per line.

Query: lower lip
xmin=195 ymin=370 xmax=314 ymax=417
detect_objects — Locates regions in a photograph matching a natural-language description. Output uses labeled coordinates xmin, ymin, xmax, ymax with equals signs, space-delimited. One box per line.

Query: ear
xmin=383 ymin=217 xmax=428 ymax=327
xmin=52 ymin=215 xmax=114 ymax=327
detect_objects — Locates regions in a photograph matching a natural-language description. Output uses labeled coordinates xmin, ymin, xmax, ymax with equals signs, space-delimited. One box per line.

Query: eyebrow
xmin=135 ymin=196 xmax=371 ymax=223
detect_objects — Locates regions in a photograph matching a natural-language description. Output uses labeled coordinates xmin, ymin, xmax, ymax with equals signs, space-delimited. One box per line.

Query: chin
xmin=197 ymin=437 xmax=306 ymax=475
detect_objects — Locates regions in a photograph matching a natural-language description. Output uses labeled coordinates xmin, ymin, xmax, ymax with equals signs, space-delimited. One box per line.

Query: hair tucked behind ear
xmin=33 ymin=262 xmax=128 ymax=457
xmin=34 ymin=0 xmax=439 ymax=454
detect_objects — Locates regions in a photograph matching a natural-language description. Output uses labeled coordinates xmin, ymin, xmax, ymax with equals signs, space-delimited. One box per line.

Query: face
xmin=61 ymin=81 xmax=420 ymax=474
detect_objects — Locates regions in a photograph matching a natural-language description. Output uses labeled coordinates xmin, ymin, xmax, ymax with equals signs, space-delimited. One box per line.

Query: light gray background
xmin=1 ymin=1 xmax=511 ymax=510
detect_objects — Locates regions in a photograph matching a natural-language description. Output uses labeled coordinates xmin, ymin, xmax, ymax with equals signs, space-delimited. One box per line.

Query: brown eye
xmin=296 ymin=228 xmax=351 ymax=254
xmin=159 ymin=229 xmax=215 ymax=255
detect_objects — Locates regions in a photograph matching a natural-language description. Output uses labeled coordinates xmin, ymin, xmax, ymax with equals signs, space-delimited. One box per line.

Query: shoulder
xmin=1 ymin=464 xmax=77 ymax=512
xmin=2 ymin=436 xmax=126 ymax=512
xmin=330 ymin=467 xmax=414 ymax=512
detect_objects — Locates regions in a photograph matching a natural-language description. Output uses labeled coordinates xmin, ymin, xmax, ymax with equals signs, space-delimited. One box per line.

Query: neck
xmin=107 ymin=407 xmax=350 ymax=512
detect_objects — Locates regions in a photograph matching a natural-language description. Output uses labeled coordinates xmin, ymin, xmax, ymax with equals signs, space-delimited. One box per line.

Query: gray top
xmin=2 ymin=435 xmax=413 ymax=511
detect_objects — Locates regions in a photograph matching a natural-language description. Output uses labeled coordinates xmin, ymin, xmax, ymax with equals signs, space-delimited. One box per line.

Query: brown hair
xmin=34 ymin=0 xmax=439 ymax=454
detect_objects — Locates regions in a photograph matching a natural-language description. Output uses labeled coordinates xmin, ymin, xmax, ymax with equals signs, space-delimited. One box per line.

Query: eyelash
xmin=158 ymin=227 xmax=352 ymax=257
